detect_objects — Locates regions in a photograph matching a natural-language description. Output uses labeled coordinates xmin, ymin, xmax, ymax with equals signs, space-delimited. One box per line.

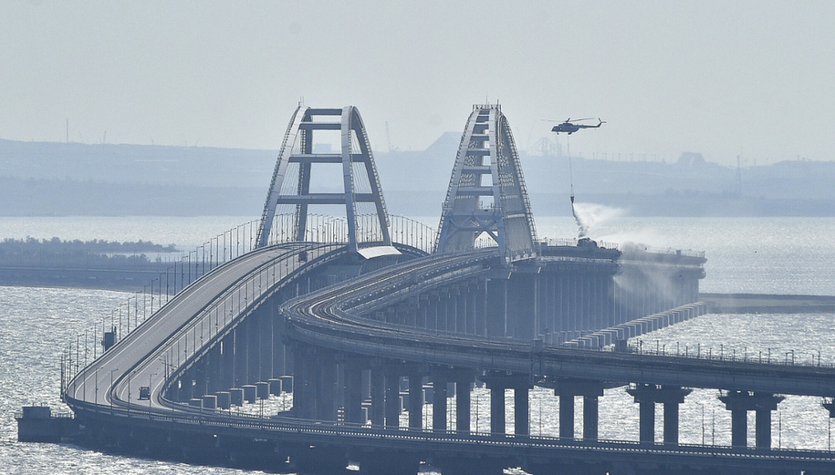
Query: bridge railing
xmin=62 ymin=214 xmax=439 ymax=392
xmin=628 ymin=339 xmax=828 ymax=368
xmin=61 ymin=219 xmax=264 ymax=392
xmin=66 ymin=396 xmax=835 ymax=457
xmin=266 ymin=213 xmax=438 ymax=254
xmin=539 ymin=237 xmax=619 ymax=249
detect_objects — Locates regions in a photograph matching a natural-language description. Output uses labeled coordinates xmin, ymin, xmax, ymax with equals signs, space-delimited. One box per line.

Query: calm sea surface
xmin=2 ymin=216 xmax=835 ymax=474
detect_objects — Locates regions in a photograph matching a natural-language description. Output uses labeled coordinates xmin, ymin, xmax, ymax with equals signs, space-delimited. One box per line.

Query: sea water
xmin=1 ymin=216 xmax=835 ymax=473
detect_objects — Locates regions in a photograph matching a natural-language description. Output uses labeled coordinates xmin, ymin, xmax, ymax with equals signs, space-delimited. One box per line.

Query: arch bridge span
xmin=59 ymin=102 xmax=835 ymax=474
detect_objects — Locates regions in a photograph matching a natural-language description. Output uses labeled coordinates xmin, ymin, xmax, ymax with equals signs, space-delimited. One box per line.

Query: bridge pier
xmin=271 ymin=307 xmax=287 ymax=378
xmin=193 ymin=357 xmax=208 ymax=398
xmin=627 ymin=384 xmax=691 ymax=445
xmin=315 ymin=352 xmax=337 ymax=421
xmin=343 ymin=358 xmax=365 ymax=424
xmin=291 ymin=345 xmax=314 ymax=419
xmin=384 ymin=366 xmax=401 ymax=429
xmin=456 ymin=372 xmax=473 ymax=433
xmin=233 ymin=327 xmax=246 ymax=388
xmin=206 ymin=344 xmax=221 ymax=394
xmin=291 ymin=345 xmax=339 ymax=421
xmin=429 ymin=368 xmax=476 ymax=433
xmin=219 ymin=333 xmax=234 ymax=390
xmin=719 ymin=391 xmax=784 ymax=449
xmin=486 ymin=278 xmax=508 ymax=338
xmin=257 ymin=308 xmax=274 ymax=382
xmin=432 ymin=371 xmax=448 ymax=432
xmin=508 ymin=272 xmax=538 ymax=340
xmin=555 ymin=379 xmax=605 ymax=441
xmin=514 ymin=384 xmax=530 ymax=436
xmin=484 ymin=372 xmax=529 ymax=436
xmin=369 ymin=366 xmax=385 ymax=428
xmin=246 ymin=316 xmax=261 ymax=385
xmin=407 ymin=369 xmax=424 ymax=430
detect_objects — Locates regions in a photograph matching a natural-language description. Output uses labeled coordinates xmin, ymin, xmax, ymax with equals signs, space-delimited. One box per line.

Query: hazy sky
xmin=2 ymin=1 xmax=833 ymax=166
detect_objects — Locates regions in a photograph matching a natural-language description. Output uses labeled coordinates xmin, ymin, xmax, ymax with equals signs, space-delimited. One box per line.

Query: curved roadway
xmin=65 ymin=242 xmax=342 ymax=412
xmin=283 ymin=252 xmax=835 ymax=397
xmin=62 ymin=244 xmax=835 ymax=473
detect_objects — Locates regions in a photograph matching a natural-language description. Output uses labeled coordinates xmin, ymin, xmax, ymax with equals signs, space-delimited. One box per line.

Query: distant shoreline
xmin=0 ymin=237 xmax=180 ymax=291
xmin=3 ymin=138 xmax=835 ymax=218
xmin=700 ymin=293 xmax=835 ymax=314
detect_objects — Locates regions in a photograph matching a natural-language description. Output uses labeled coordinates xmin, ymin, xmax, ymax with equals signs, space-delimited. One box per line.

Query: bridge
xmin=60 ymin=105 xmax=835 ymax=475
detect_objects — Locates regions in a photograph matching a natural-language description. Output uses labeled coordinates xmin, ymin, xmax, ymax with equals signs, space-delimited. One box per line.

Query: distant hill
xmin=2 ymin=138 xmax=834 ymax=217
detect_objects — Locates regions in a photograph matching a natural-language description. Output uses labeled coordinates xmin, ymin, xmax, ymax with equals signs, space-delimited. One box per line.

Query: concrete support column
xmin=233 ymin=327 xmax=247 ymax=387
xmin=482 ymin=371 xmax=529 ymax=436
xmin=206 ymin=344 xmax=222 ymax=394
xmin=556 ymin=379 xmax=605 ymax=441
xmin=720 ymin=391 xmax=784 ymax=450
xmin=730 ymin=407 xmax=747 ymax=448
xmin=514 ymin=385 xmax=529 ymax=436
xmin=343 ymin=360 xmax=364 ymax=424
xmin=315 ymin=353 xmax=337 ymax=421
xmin=271 ymin=309 xmax=286 ymax=377
xmin=638 ymin=400 xmax=655 ymax=444
xmin=583 ymin=395 xmax=599 ymax=441
xmin=486 ymin=277 xmax=509 ymax=338
xmin=291 ymin=345 xmax=314 ymax=420
xmin=507 ymin=273 xmax=538 ymax=340
xmin=246 ymin=316 xmax=261 ymax=384
xmin=628 ymin=384 xmax=692 ymax=446
xmin=456 ymin=375 xmax=472 ymax=433
xmin=259 ymin=307 xmax=274 ymax=381
xmin=755 ymin=409 xmax=772 ymax=450
xmin=664 ymin=399 xmax=681 ymax=446
xmin=476 ymin=280 xmax=487 ymax=336
xmin=558 ymin=392 xmax=574 ymax=440
xmin=219 ymin=333 xmax=234 ymax=390
xmin=384 ymin=368 xmax=400 ymax=429
xmin=194 ymin=360 xmax=208 ymax=398
xmin=370 ymin=367 xmax=385 ymax=428
xmin=490 ymin=384 xmax=506 ymax=435
xmin=408 ymin=371 xmax=424 ymax=430
xmin=432 ymin=372 xmax=448 ymax=432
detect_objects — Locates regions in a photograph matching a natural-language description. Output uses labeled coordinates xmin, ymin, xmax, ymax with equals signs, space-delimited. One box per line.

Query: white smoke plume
xmin=570 ymin=201 xmax=624 ymax=239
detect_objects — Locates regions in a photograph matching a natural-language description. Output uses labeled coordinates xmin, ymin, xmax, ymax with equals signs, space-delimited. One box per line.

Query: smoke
xmin=570 ymin=201 xmax=624 ymax=239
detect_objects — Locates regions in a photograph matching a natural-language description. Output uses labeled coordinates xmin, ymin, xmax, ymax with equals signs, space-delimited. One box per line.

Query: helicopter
xmin=550 ymin=117 xmax=606 ymax=135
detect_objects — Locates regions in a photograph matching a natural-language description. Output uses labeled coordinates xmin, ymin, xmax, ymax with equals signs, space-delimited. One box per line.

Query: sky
xmin=1 ymin=1 xmax=833 ymax=167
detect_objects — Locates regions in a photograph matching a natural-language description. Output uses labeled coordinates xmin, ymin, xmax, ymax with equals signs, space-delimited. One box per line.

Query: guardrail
xmin=61 ymin=215 xmax=439 ymax=393
xmin=66 ymin=396 xmax=835 ymax=459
